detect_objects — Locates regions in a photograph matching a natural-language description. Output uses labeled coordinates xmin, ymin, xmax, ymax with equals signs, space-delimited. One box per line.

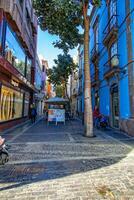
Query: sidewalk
xmin=0 ymin=115 xmax=44 ymax=141
xmin=0 ymin=119 xmax=134 ymax=200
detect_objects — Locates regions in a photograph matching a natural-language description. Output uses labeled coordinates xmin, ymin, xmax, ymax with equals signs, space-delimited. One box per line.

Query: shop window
xmin=5 ymin=24 xmax=26 ymax=75
xmin=26 ymin=57 xmax=32 ymax=82
xmin=24 ymin=92 xmax=30 ymax=116
xmin=0 ymin=85 xmax=23 ymax=122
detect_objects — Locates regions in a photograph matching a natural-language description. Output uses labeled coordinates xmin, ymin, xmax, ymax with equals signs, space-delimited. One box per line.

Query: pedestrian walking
xmin=43 ymin=107 xmax=48 ymax=121
xmin=30 ymin=104 xmax=37 ymax=123
xmin=93 ymin=106 xmax=101 ymax=128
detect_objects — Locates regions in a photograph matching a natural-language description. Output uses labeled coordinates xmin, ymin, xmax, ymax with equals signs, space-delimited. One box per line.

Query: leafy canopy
xmin=33 ymin=0 xmax=101 ymax=52
xmin=55 ymin=85 xmax=65 ymax=98
xmin=47 ymin=53 xmax=77 ymax=86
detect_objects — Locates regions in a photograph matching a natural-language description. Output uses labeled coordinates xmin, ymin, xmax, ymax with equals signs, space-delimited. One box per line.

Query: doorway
xmin=111 ymin=84 xmax=119 ymax=128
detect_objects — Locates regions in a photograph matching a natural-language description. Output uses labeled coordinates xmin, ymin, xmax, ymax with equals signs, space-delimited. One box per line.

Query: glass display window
xmin=0 ymin=85 xmax=24 ymax=122
xmin=24 ymin=92 xmax=30 ymax=116
xmin=26 ymin=57 xmax=32 ymax=82
xmin=5 ymin=24 xmax=26 ymax=75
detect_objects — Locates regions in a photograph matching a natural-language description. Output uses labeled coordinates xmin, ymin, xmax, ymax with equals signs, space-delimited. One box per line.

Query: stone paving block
xmin=0 ymin=119 xmax=134 ymax=200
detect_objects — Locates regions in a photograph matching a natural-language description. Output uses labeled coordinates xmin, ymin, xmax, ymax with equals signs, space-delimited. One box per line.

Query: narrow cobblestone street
xmin=0 ymin=119 xmax=134 ymax=200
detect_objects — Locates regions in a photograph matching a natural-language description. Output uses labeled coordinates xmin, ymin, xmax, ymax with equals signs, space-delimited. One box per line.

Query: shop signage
xmin=48 ymin=109 xmax=65 ymax=125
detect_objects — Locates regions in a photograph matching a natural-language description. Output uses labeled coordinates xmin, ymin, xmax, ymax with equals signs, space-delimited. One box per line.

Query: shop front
xmin=0 ymin=85 xmax=23 ymax=122
xmin=0 ymin=10 xmax=35 ymax=132
xmin=0 ymin=71 xmax=33 ymax=132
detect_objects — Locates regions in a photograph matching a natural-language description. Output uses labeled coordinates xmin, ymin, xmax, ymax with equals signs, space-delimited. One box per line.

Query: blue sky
xmin=37 ymin=27 xmax=77 ymax=68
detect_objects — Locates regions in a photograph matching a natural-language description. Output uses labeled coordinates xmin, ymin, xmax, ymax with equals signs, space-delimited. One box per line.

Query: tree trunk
xmin=83 ymin=4 xmax=94 ymax=137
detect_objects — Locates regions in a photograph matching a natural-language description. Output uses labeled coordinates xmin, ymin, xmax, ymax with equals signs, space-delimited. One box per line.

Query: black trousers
xmin=31 ymin=115 xmax=36 ymax=123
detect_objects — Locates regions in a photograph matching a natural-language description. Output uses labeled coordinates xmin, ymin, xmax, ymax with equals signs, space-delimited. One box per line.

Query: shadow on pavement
xmin=0 ymin=155 xmax=129 ymax=192
xmin=0 ymin=119 xmax=133 ymax=192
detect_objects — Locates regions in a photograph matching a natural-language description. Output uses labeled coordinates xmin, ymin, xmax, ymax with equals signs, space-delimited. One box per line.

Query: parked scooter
xmin=98 ymin=115 xmax=108 ymax=129
xmin=0 ymin=136 xmax=9 ymax=165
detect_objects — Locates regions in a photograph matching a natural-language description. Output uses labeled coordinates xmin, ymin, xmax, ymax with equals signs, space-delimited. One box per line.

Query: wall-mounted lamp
xmin=111 ymin=56 xmax=119 ymax=67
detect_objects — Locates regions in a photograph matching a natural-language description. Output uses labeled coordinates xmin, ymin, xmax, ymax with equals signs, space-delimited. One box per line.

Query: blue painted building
xmin=90 ymin=0 xmax=134 ymax=135
xmin=77 ymin=44 xmax=84 ymax=118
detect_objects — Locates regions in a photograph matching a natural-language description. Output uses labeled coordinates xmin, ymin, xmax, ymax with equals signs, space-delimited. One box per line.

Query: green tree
xmin=47 ymin=53 xmax=77 ymax=98
xmin=33 ymin=0 xmax=101 ymax=137
xmin=55 ymin=85 xmax=65 ymax=98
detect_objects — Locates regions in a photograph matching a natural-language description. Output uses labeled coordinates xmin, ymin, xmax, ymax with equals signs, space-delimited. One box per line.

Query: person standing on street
xmin=30 ymin=104 xmax=37 ymax=123
xmin=93 ymin=106 xmax=101 ymax=128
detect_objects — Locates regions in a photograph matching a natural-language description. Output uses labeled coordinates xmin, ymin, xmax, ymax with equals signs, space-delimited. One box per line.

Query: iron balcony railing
xmin=103 ymin=54 xmax=120 ymax=75
xmin=103 ymin=14 xmax=118 ymax=38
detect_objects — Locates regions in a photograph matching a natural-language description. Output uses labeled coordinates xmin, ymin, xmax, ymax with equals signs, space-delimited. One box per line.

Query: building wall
xmin=131 ymin=1 xmax=134 ymax=60
xmin=34 ymin=56 xmax=46 ymax=116
xmin=90 ymin=0 xmax=134 ymax=135
xmin=70 ymin=71 xmax=79 ymax=116
xmin=0 ymin=0 xmax=38 ymax=132
xmin=77 ymin=44 xmax=84 ymax=117
xmin=35 ymin=56 xmax=42 ymax=91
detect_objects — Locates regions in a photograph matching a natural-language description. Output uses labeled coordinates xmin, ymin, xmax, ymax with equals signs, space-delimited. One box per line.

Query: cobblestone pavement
xmin=0 ymin=119 xmax=134 ymax=200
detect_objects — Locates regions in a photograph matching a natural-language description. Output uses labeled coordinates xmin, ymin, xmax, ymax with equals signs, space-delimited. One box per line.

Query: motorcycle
xmin=0 ymin=136 xmax=9 ymax=165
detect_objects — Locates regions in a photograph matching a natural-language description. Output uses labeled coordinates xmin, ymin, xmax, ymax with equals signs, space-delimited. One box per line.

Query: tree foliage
xmin=55 ymin=85 xmax=65 ymax=97
xmin=33 ymin=0 xmax=100 ymax=53
xmin=47 ymin=53 xmax=77 ymax=87
xmin=33 ymin=0 xmax=82 ymax=52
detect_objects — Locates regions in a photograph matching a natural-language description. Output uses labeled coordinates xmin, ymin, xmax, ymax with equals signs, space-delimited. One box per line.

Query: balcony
xmin=104 ymin=54 xmax=120 ymax=79
xmin=91 ymin=70 xmax=99 ymax=87
xmin=103 ymin=15 xmax=118 ymax=46
xmin=91 ymin=43 xmax=100 ymax=63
